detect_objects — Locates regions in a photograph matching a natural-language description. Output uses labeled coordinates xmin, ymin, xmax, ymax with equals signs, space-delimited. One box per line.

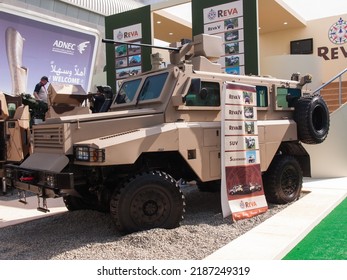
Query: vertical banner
xmin=105 ymin=6 xmax=151 ymax=92
xmin=221 ymin=82 xmax=268 ymax=220
xmin=113 ymin=23 xmax=143 ymax=91
xmin=192 ymin=0 xmax=258 ymax=75
xmin=203 ymin=0 xmax=245 ymax=75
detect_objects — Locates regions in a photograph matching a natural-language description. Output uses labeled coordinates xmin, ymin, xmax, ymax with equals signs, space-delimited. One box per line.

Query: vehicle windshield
xmin=114 ymin=79 xmax=141 ymax=104
xmin=137 ymin=72 xmax=168 ymax=101
xmin=114 ymin=72 xmax=169 ymax=105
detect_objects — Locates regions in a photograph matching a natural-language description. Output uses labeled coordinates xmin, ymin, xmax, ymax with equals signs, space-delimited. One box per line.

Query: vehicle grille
xmin=0 ymin=121 xmax=5 ymax=160
xmin=32 ymin=124 xmax=65 ymax=152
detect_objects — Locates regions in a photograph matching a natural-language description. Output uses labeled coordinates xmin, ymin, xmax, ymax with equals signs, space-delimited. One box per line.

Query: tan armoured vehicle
xmin=5 ymin=34 xmax=330 ymax=233
xmin=0 ymin=92 xmax=31 ymax=194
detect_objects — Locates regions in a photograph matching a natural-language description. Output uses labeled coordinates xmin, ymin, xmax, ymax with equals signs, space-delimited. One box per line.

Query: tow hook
xmin=2 ymin=177 xmax=6 ymax=194
xmin=18 ymin=190 xmax=27 ymax=204
xmin=37 ymin=195 xmax=50 ymax=213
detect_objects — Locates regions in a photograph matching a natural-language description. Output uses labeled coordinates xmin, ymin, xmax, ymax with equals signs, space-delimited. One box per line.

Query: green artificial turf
xmin=283 ymin=197 xmax=347 ymax=260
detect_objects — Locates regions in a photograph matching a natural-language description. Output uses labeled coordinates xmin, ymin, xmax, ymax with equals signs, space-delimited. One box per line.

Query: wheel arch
xmin=276 ymin=141 xmax=311 ymax=177
xmin=134 ymin=151 xmax=199 ymax=181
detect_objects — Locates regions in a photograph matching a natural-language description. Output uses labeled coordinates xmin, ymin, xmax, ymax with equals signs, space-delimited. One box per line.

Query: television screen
xmin=290 ymin=38 xmax=313 ymax=54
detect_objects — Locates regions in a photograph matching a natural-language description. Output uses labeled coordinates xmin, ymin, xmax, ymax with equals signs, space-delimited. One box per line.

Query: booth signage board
xmin=192 ymin=0 xmax=258 ymax=75
xmin=203 ymin=0 xmax=245 ymax=75
xmin=221 ymin=82 xmax=268 ymax=220
xmin=105 ymin=6 xmax=151 ymax=92
xmin=0 ymin=5 xmax=98 ymax=95
xmin=113 ymin=23 xmax=143 ymax=90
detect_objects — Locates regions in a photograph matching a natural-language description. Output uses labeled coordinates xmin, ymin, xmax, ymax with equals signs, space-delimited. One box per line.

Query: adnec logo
xmin=77 ymin=41 xmax=90 ymax=54
xmin=52 ymin=40 xmax=90 ymax=55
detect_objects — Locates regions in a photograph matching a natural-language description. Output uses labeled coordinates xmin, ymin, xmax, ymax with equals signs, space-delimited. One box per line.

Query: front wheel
xmin=110 ymin=171 xmax=185 ymax=233
xmin=63 ymin=195 xmax=94 ymax=211
xmin=263 ymin=155 xmax=303 ymax=204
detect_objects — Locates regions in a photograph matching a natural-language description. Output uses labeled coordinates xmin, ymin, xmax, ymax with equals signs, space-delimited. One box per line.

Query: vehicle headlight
xmin=5 ymin=168 xmax=13 ymax=179
xmin=45 ymin=174 xmax=56 ymax=188
xmin=74 ymin=146 xmax=105 ymax=162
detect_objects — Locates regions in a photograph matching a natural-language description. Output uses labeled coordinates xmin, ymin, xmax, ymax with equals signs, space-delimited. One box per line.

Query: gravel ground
xmin=0 ymin=186 xmax=291 ymax=260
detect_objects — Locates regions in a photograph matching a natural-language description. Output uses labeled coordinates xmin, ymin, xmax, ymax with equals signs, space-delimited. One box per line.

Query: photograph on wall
xmin=224 ymin=18 xmax=239 ymax=30
xmin=116 ymin=57 xmax=128 ymax=68
xmin=225 ymin=55 xmax=240 ymax=67
xmin=225 ymin=30 xmax=239 ymax=42
xmin=225 ymin=42 xmax=240 ymax=54
xmin=116 ymin=69 xmax=130 ymax=79
xmin=128 ymin=42 xmax=141 ymax=55
xmin=245 ymin=121 xmax=257 ymax=134
xmin=128 ymin=55 xmax=141 ymax=66
xmin=225 ymin=66 xmax=240 ymax=75
xmin=115 ymin=44 xmax=127 ymax=57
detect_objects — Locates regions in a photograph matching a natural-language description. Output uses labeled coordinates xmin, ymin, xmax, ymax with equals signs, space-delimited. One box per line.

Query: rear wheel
xmin=110 ymin=171 xmax=185 ymax=233
xmin=263 ymin=155 xmax=303 ymax=204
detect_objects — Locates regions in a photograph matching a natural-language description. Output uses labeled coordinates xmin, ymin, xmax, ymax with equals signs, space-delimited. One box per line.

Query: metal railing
xmin=313 ymin=68 xmax=347 ymax=107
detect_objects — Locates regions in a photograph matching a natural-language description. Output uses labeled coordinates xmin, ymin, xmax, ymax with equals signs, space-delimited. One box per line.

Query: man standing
xmin=33 ymin=76 xmax=49 ymax=103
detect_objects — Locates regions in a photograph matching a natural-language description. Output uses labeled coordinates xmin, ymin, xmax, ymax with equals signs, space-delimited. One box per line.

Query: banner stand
xmin=221 ymin=82 xmax=268 ymax=221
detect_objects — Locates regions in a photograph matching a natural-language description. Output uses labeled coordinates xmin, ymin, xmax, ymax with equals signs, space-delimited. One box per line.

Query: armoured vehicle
xmin=0 ymin=92 xmax=31 ymax=194
xmin=5 ymin=34 xmax=330 ymax=233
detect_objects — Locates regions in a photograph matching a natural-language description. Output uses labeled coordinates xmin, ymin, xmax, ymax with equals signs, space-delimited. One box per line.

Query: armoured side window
xmin=276 ymin=87 xmax=301 ymax=109
xmin=256 ymin=86 xmax=268 ymax=107
xmin=185 ymin=81 xmax=220 ymax=106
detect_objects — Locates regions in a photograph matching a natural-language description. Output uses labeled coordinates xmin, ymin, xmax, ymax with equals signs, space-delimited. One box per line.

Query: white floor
xmin=205 ymin=177 xmax=347 ymax=260
xmin=0 ymin=194 xmax=66 ymax=228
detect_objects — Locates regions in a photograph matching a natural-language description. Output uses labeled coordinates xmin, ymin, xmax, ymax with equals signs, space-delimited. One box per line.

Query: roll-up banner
xmin=221 ymin=82 xmax=268 ymax=221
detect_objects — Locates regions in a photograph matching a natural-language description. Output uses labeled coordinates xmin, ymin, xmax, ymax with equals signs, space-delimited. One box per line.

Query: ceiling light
xmin=157 ymin=21 xmax=161 ymax=24
xmin=284 ymin=22 xmax=288 ymax=25
xmin=169 ymin=32 xmax=173 ymax=35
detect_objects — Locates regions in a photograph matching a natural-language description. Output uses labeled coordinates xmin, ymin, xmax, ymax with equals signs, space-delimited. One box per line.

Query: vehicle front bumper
xmin=5 ymin=164 xmax=74 ymax=198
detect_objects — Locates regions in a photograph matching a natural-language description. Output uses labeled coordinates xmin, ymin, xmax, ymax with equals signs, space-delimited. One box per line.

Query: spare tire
xmin=294 ymin=95 xmax=330 ymax=144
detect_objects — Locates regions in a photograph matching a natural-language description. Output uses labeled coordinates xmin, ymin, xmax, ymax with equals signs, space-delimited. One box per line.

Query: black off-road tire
xmin=263 ymin=155 xmax=303 ymax=204
xmin=63 ymin=195 xmax=92 ymax=211
xmin=110 ymin=171 xmax=185 ymax=233
xmin=294 ymin=95 xmax=330 ymax=144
